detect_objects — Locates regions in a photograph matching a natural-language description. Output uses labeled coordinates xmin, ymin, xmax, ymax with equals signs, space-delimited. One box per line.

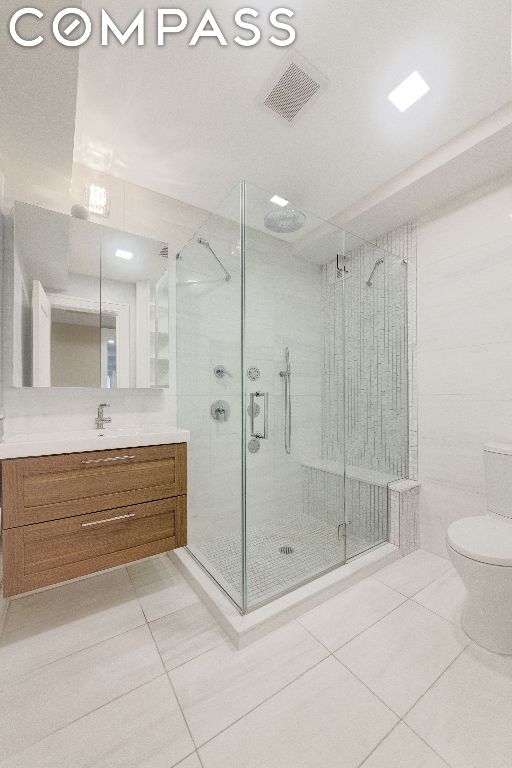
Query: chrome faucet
xmin=95 ymin=402 xmax=111 ymax=430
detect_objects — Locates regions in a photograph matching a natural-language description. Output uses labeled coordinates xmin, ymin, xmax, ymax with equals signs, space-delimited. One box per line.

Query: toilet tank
xmin=484 ymin=443 xmax=512 ymax=518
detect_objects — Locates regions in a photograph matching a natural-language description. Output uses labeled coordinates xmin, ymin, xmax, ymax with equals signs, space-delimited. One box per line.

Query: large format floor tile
xmin=127 ymin=556 xmax=199 ymax=622
xmin=0 ymin=569 xmax=146 ymax=683
xmin=1 ymin=676 xmax=193 ymax=768
xmin=406 ymin=644 xmax=512 ymax=768
xmin=413 ymin=568 xmax=467 ymax=626
xmin=176 ymin=755 xmax=202 ymax=768
xmin=199 ymin=657 xmax=397 ymax=768
xmin=373 ymin=550 xmax=452 ymax=597
xmin=299 ymin=577 xmax=406 ymax=651
xmin=337 ymin=601 xmax=468 ymax=716
xmin=360 ymin=723 xmax=448 ymax=767
xmin=150 ymin=601 xmax=226 ymax=671
xmin=0 ymin=625 xmax=164 ymax=761
xmin=170 ymin=621 xmax=328 ymax=744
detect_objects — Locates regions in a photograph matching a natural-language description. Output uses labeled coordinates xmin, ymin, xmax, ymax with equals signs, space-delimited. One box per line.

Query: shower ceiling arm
xmin=197 ymin=237 xmax=231 ymax=282
xmin=366 ymin=257 xmax=384 ymax=287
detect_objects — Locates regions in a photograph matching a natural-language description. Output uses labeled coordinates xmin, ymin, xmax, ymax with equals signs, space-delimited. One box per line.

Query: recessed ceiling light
xmin=85 ymin=184 xmax=109 ymax=217
xmin=270 ymin=195 xmax=289 ymax=207
xmin=388 ymin=71 xmax=430 ymax=112
xmin=116 ymin=249 xmax=134 ymax=260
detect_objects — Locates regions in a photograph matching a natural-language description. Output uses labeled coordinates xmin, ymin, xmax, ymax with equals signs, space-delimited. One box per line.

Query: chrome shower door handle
xmin=250 ymin=392 xmax=268 ymax=439
xmin=249 ymin=392 xmax=257 ymax=436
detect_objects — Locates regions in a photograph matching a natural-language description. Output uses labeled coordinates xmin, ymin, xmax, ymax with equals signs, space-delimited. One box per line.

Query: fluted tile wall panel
xmin=322 ymin=238 xmax=410 ymax=478
xmin=317 ymin=224 xmax=417 ymax=556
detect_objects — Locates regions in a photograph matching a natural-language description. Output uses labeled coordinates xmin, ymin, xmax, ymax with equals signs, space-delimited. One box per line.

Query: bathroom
xmin=0 ymin=1 xmax=511 ymax=766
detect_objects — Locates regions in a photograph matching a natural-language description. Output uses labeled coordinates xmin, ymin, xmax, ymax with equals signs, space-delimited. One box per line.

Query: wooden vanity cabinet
xmin=1 ymin=443 xmax=187 ymax=597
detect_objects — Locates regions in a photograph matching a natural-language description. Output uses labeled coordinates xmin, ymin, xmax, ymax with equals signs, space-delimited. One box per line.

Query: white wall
xmin=1 ymin=164 xmax=209 ymax=437
xmin=417 ymin=183 xmax=512 ymax=557
xmin=0 ymin=166 xmax=5 ymax=437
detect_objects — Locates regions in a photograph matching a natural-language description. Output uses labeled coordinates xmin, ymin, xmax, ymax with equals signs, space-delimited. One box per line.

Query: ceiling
xmin=0 ymin=1 xmax=79 ymax=212
xmin=74 ymin=0 xmax=512 ymax=222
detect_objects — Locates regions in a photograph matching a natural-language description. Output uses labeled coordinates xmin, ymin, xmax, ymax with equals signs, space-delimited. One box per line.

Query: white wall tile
xmin=416 ymin=184 xmax=512 ymax=557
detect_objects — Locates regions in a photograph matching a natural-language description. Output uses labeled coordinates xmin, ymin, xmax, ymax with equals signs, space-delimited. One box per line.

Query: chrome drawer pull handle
xmin=81 ymin=455 xmax=136 ymax=465
xmin=81 ymin=513 xmax=136 ymax=528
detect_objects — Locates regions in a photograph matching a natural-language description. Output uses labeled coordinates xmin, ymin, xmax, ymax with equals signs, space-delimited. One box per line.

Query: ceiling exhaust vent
xmin=261 ymin=52 xmax=328 ymax=124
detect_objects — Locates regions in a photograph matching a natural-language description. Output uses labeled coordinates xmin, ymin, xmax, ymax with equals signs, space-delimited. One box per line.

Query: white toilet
xmin=447 ymin=443 xmax=512 ymax=655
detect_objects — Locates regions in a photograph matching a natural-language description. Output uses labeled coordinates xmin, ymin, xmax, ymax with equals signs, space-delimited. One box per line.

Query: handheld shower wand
xmin=279 ymin=347 xmax=292 ymax=455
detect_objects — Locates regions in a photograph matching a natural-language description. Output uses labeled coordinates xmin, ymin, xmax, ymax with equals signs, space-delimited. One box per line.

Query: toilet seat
xmin=447 ymin=515 xmax=512 ymax=567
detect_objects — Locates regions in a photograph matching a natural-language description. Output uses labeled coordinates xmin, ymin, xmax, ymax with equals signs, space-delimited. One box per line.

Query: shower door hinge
xmin=336 ymin=252 xmax=349 ymax=276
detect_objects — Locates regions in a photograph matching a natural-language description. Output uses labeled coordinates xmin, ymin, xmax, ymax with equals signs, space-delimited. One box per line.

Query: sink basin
xmin=0 ymin=426 xmax=190 ymax=459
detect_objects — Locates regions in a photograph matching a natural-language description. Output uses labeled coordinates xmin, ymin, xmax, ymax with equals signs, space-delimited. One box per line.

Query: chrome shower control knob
xmin=248 ymin=438 xmax=260 ymax=454
xmin=247 ymin=366 xmax=260 ymax=381
xmin=211 ymin=400 xmax=230 ymax=422
xmin=214 ymin=365 xmax=231 ymax=378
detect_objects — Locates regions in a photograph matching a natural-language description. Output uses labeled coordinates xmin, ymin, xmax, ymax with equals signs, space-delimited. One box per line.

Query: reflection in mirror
xmin=51 ymin=309 xmax=101 ymax=387
xmin=99 ymin=227 xmax=170 ymax=389
xmin=5 ymin=202 xmax=170 ymax=389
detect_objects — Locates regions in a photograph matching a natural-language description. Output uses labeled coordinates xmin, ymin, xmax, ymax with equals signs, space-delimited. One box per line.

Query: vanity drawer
xmin=1 ymin=443 xmax=187 ymax=528
xmin=2 ymin=495 xmax=187 ymax=597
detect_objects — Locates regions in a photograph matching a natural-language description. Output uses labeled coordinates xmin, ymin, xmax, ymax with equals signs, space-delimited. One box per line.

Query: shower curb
xmin=170 ymin=543 xmax=401 ymax=649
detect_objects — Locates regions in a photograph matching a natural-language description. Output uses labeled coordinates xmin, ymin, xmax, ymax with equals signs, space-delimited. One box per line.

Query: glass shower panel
xmin=242 ymin=182 xmax=346 ymax=610
xmin=176 ymin=185 xmax=244 ymax=608
xmin=340 ymin=240 xmax=409 ymax=558
xmin=176 ymin=179 xmax=408 ymax=615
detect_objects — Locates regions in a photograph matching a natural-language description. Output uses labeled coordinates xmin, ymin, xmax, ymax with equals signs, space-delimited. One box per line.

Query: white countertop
xmin=0 ymin=427 xmax=190 ymax=459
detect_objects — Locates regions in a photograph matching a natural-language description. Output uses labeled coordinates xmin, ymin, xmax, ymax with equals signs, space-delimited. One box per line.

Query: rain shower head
xmin=264 ymin=207 xmax=306 ymax=234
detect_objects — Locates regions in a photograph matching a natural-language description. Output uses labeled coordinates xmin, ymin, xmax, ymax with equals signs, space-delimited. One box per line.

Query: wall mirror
xmin=5 ymin=202 xmax=170 ymax=389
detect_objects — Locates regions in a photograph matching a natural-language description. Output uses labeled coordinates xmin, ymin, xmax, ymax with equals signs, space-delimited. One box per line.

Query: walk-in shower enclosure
xmin=177 ymin=181 xmax=408 ymax=613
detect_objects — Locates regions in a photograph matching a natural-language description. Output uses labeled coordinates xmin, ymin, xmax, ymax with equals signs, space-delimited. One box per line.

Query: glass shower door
xmin=176 ymin=184 xmax=245 ymax=609
xmin=242 ymin=181 xmax=347 ymax=610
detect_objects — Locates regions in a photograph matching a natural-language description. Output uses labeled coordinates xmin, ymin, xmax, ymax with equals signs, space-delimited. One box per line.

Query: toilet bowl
xmin=447 ymin=443 xmax=512 ymax=655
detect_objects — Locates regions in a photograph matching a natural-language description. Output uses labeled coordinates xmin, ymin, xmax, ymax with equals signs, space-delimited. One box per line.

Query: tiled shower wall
xmin=310 ymin=224 xmax=417 ymax=552
xmin=321 ymin=234 xmax=411 ymax=477
xmin=376 ymin=223 xmax=418 ymax=482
